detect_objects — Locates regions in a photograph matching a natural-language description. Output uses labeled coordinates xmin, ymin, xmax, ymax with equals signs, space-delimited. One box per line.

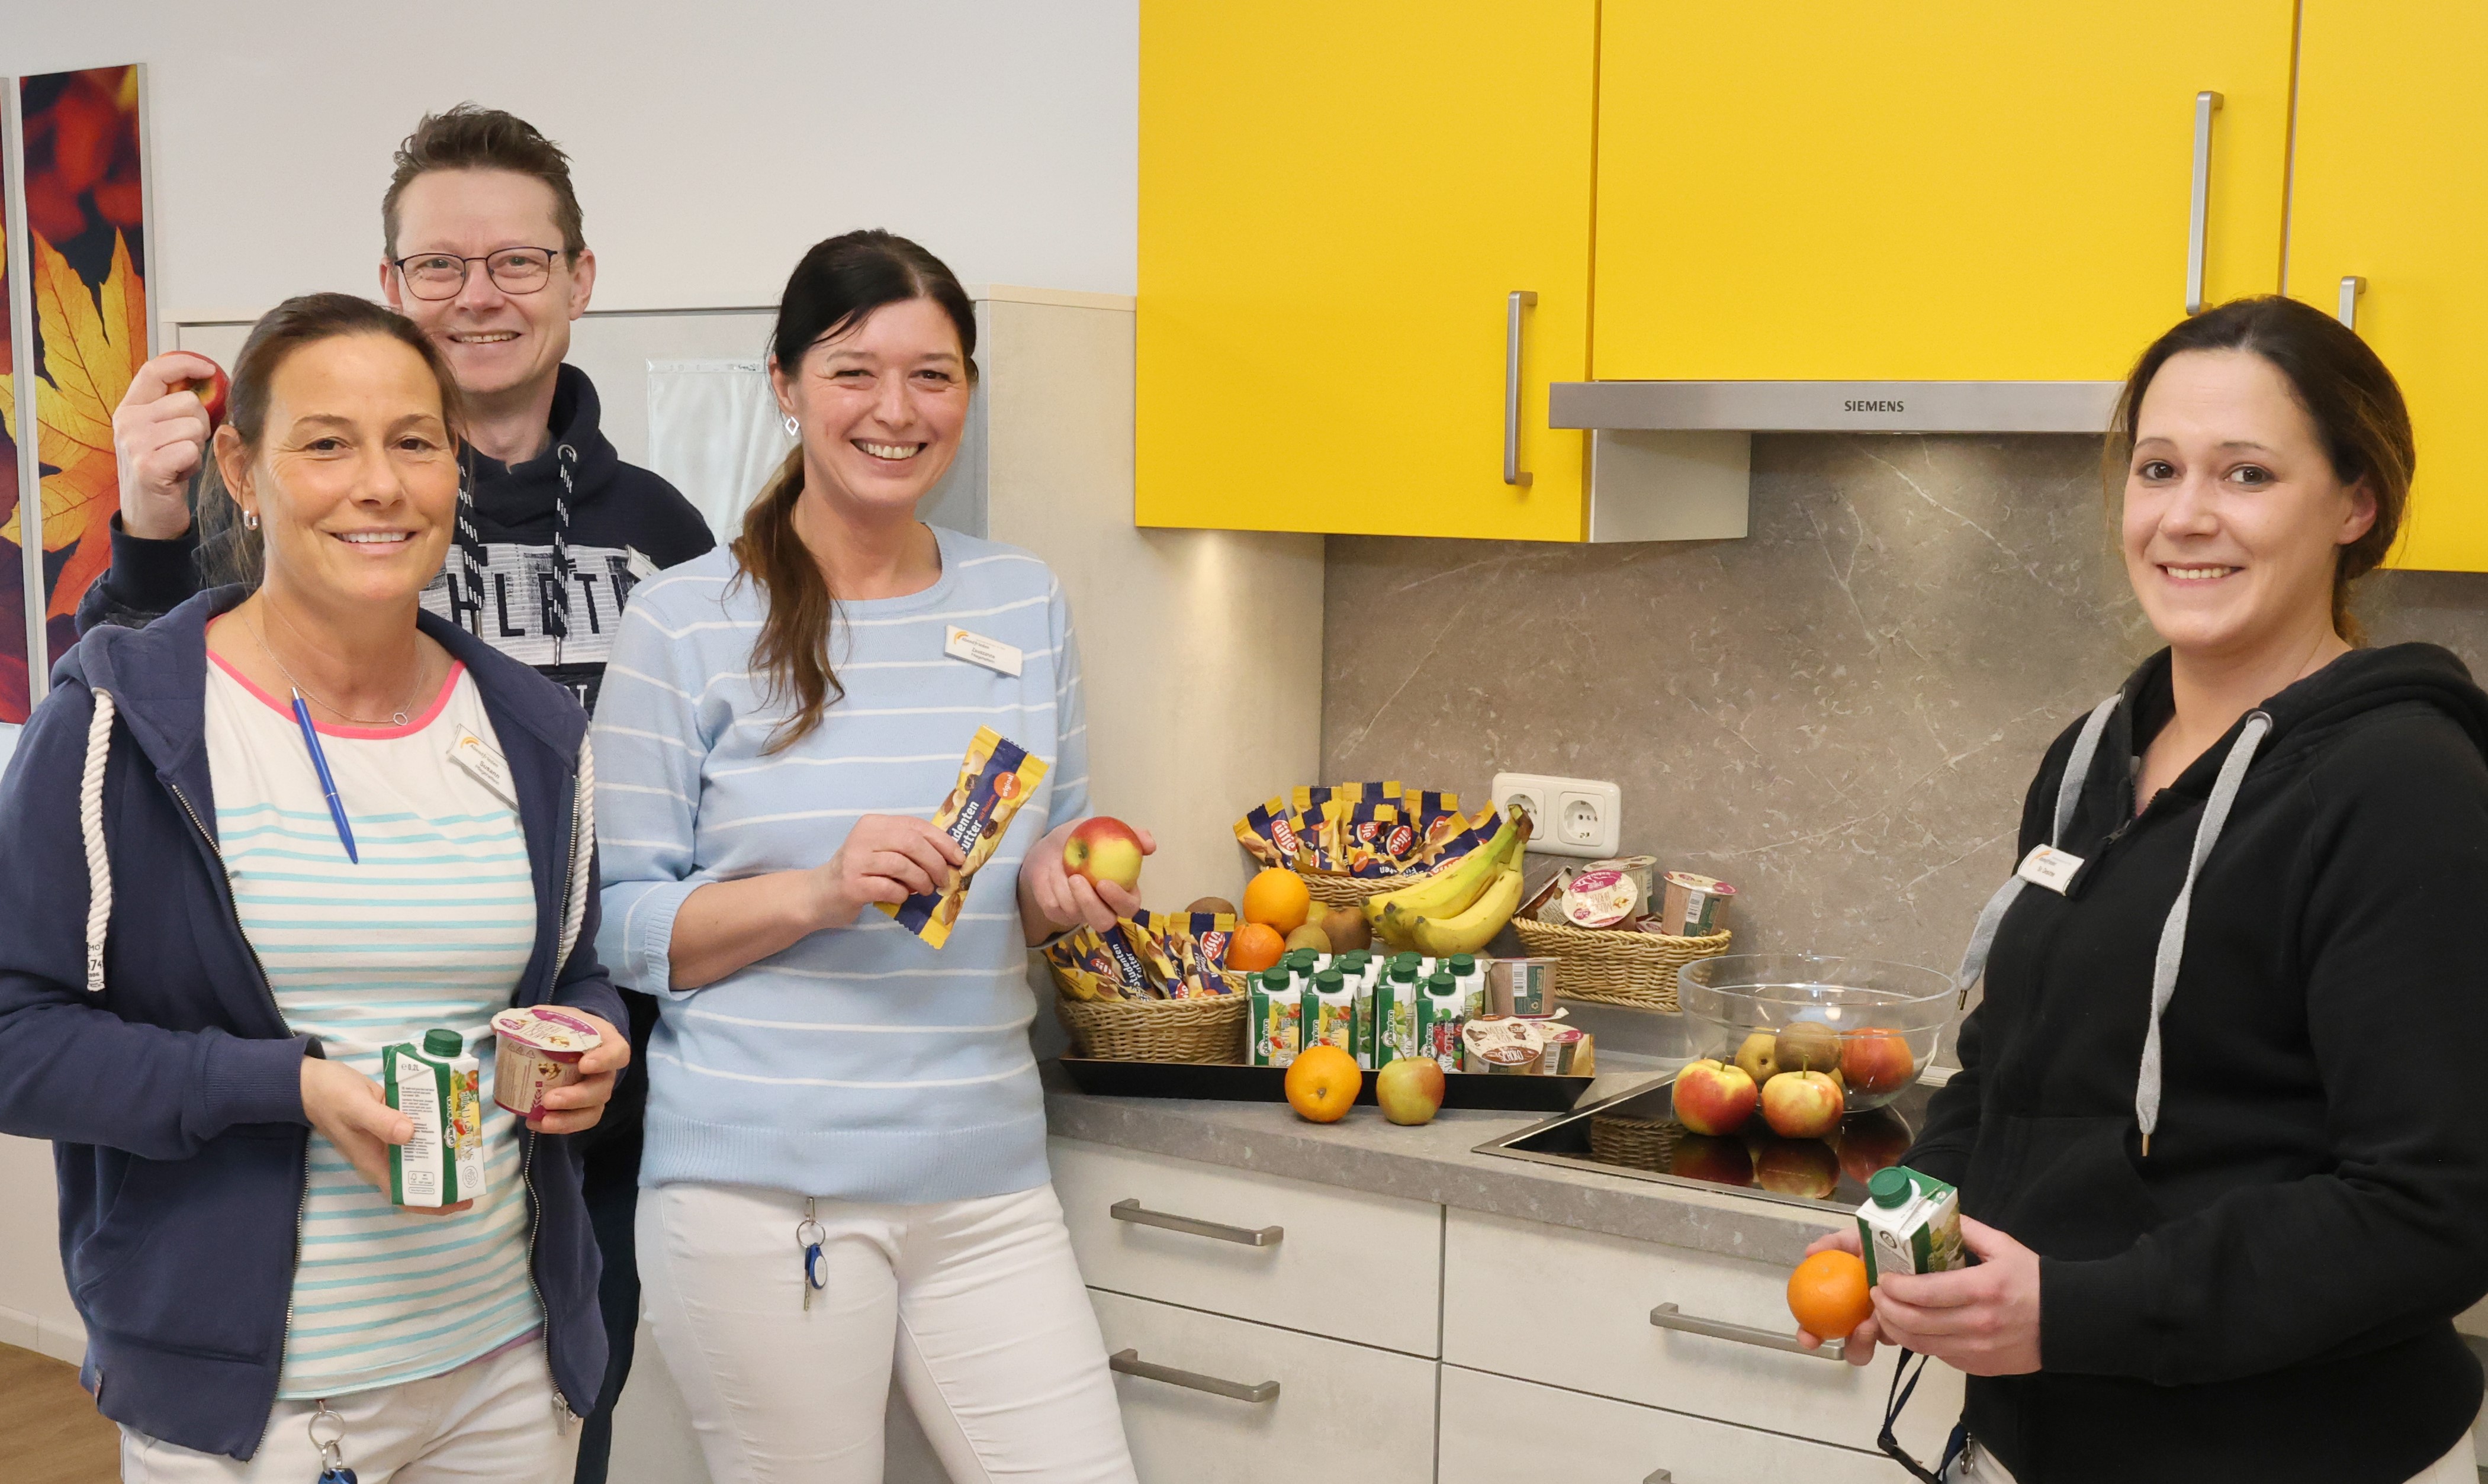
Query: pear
xmin=1732 ymin=1031 xmax=1782 ymax=1086
xmin=1285 ymin=923 xmax=1333 ymax=955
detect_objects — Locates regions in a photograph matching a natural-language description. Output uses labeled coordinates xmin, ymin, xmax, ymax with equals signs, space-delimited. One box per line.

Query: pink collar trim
xmin=208 ymin=648 xmax=466 ymax=739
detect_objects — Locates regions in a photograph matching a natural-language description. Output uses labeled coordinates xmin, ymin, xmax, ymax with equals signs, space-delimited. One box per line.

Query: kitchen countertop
xmin=1042 ymin=1056 xmax=1847 ymax=1270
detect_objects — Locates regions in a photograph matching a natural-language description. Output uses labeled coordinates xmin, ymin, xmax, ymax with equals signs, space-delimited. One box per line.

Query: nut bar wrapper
xmin=1234 ymin=796 xmax=1307 ymax=870
xmin=880 ymin=726 xmax=1048 ymax=948
xmin=1149 ymin=909 xmax=1240 ymax=998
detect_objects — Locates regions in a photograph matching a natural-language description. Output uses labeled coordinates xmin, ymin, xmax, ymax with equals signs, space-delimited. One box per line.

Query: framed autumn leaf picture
xmin=0 ymin=65 xmax=152 ymax=723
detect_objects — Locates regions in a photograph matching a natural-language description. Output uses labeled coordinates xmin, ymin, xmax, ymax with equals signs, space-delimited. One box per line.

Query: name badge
xmin=944 ymin=626 xmax=1023 ymax=677
xmin=625 ymin=546 xmax=660 ymax=581
xmin=448 ymin=726 xmax=519 ymax=811
xmin=2014 ymin=844 xmax=2084 ymax=895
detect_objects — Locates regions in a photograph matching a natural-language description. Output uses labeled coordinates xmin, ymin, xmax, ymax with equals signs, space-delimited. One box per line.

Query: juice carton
xmin=1375 ymin=963 xmax=1423 ymax=1064
xmin=1305 ymin=968 xmax=1357 ymax=1053
xmin=385 ymin=1028 xmax=484 ymax=1209
xmin=1339 ymin=953 xmax=1375 ymax=1067
xmin=1417 ymin=971 xmax=1467 ymax=1072
xmin=1251 ymin=968 xmax=1302 ymax=1067
xmin=1447 ymin=954 xmax=1487 ymax=1018
xmin=1856 ymin=1166 xmax=1965 ymax=1286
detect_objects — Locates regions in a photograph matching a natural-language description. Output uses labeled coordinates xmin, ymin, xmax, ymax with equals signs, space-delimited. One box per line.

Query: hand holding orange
xmin=1786 ymin=1248 xmax=1872 ymax=1343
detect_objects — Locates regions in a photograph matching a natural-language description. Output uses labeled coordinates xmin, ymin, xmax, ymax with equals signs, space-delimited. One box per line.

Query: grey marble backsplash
xmin=1323 ymin=434 xmax=2488 ymax=983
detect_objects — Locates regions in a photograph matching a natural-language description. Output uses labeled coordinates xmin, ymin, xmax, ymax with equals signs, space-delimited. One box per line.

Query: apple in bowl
xmin=1760 ymin=1069 xmax=1845 ymax=1139
xmin=1670 ymin=1058 xmax=1757 ymax=1137
xmin=1062 ymin=816 xmax=1145 ymax=892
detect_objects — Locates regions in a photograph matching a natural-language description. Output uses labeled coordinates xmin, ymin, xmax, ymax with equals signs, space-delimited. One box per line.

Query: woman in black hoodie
xmin=1806 ymin=296 xmax=2488 ymax=1483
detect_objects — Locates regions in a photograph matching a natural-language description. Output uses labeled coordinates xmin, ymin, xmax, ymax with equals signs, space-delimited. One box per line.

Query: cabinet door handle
xmin=1110 ymin=1197 xmax=1282 ymax=1247
xmin=1108 ymin=1348 xmax=1281 ymax=1403
xmin=1648 ymin=1302 xmax=1845 ymax=1362
xmin=1505 ymin=290 xmax=1538 ymax=488
xmin=2338 ymin=275 xmax=2367 ymax=331
xmin=1644 ymin=1472 xmax=1674 ymax=1484
xmin=2185 ymin=89 xmax=2224 ymax=315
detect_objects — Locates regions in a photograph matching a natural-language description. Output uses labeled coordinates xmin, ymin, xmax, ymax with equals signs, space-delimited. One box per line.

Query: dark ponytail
xmin=733 ymin=230 xmax=977 ymax=752
xmin=2106 ymin=295 xmax=2413 ymax=645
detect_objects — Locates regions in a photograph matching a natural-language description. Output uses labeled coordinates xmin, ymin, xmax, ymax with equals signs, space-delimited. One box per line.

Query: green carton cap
xmin=1389 ymin=962 xmax=1419 ymax=983
xmin=1426 ymin=970 xmax=1455 ymax=992
xmin=1286 ymin=948 xmax=1317 ymax=970
xmin=422 ymin=1028 xmax=463 ymax=1058
xmin=1448 ymin=954 xmax=1477 ymax=973
xmin=1259 ymin=968 xmax=1291 ymax=991
xmin=1314 ymin=968 xmax=1345 ymax=993
xmin=1337 ymin=951 xmax=1370 ymax=971
xmin=1868 ymin=1166 xmax=1915 ymax=1209
xmin=1391 ymin=951 xmax=1420 ymax=970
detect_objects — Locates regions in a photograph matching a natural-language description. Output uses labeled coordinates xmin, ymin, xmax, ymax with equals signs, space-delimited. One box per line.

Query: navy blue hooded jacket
xmin=0 ymin=588 xmax=625 ymax=1460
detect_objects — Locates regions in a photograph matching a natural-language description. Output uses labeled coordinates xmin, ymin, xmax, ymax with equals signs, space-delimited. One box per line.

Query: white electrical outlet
xmin=1490 ymin=772 xmax=1622 ymax=858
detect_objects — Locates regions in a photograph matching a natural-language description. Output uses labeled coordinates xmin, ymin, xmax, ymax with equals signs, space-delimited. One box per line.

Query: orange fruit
xmin=1242 ymin=868 xmax=1312 ymax=935
xmin=1229 ymin=922 xmax=1285 ymax=973
xmin=1786 ymin=1250 xmax=1873 ymax=1342
xmin=1284 ymin=1045 xmax=1362 ymax=1123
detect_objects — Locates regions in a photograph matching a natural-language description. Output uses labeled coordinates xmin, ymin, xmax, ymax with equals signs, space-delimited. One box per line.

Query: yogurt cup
xmin=1563 ymin=868 xmax=1640 ymax=929
xmin=491 ymin=1006 xmax=603 ymax=1116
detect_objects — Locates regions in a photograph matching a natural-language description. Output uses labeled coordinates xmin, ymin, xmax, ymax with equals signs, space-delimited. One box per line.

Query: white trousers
xmin=118 ymin=1337 xmax=576 ymax=1483
xmin=639 ymin=1181 xmax=1137 ymax=1484
xmin=1951 ymin=1428 xmax=2479 ymax=1483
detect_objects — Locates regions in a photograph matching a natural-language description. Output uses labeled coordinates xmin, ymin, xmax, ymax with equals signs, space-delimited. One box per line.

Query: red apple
xmin=1760 ymin=1069 xmax=1846 ymax=1139
xmin=1062 ymin=816 xmax=1145 ymax=892
xmin=1837 ymin=1108 xmax=1913 ymax=1186
xmin=1375 ymin=1055 xmax=1446 ymax=1126
xmin=1667 ymin=1133 xmax=1754 ymax=1188
xmin=181 ymin=360 xmax=231 ymax=430
xmin=1840 ymin=1028 xmax=1917 ymax=1096
xmin=1670 ymin=1058 xmax=1758 ymax=1137
xmin=1750 ymin=1135 xmax=1841 ymax=1200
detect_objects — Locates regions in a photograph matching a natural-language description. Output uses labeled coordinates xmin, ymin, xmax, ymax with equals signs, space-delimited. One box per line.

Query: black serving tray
xmin=1056 ymin=1056 xmax=1593 ymax=1112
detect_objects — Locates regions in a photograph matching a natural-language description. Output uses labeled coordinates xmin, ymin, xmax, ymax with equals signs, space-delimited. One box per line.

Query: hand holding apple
xmin=1063 ymin=816 xmax=1146 ymax=891
xmin=113 ymin=352 xmax=227 ymax=542
xmin=1022 ymin=816 xmax=1156 ymax=941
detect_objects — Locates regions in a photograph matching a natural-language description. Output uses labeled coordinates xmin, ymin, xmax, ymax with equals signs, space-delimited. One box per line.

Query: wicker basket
xmin=1589 ymin=1112 xmax=1684 ymax=1172
xmin=1298 ymin=868 xmax=1426 ymax=912
xmin=1052 ymin=968 xmax=1250 ymax=1063
xmin=1509 ymin=917 xmax=1732 ymax=1012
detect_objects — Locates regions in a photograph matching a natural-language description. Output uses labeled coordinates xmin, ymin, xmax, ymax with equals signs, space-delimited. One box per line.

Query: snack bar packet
xmin=1342 ymin=801 xmax=1403 ymax=877
xmin=1114 ymin=915 xmax=1182 ymax=999
xmin=1234 ymin=796 xmax=1307 ymax=870
xmin=882 ymin=726 xmax=1047 ymax=948
xmin=1150 ymin=909 xmax=1240 ymax=997
xmin=1415 ymin=805 xmax=1503 ymax=870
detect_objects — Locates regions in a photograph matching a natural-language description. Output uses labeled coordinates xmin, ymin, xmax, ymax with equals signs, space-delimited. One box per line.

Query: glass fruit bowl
xmin=1676 ymin=954 xmax=1955 ymax=1118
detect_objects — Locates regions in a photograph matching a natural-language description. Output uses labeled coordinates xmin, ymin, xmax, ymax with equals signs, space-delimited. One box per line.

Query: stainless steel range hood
xmin=1556 ymin=381 xmax=2120 ymax=543
xmin=1550 ymin=379 xmax=2122 ymax=434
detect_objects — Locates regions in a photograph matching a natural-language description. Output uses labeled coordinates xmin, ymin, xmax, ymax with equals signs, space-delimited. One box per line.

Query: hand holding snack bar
xmin=820 ymin=815 xmax=970 ymax=923
xmin=1023 ymin=817 xmax=1157 ymax=938
xmin=301 ymin=1057 xmax=472 ymax=1216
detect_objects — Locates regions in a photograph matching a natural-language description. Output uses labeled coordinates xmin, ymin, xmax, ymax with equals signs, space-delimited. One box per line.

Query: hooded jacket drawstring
xmin=2136 ymin=710 xmax=2272 ymax=1154
xmin=1956 ymin=696 xmax=2275 ymax=1157
xmin=81 ymin=690 xmax=117 ymax=996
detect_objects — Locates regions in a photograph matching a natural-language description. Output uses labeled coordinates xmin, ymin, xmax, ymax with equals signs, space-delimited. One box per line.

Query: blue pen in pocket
xmin=290 ymin=688 xmax=359 ymax=864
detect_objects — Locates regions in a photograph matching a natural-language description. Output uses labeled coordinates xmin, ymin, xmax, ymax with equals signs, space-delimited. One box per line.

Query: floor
xmin=0 ymin=1343 xmax=116 ymax=1483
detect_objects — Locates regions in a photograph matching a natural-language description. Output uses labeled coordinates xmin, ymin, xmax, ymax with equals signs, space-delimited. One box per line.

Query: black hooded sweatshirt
xmin=78 ymin=363 xmax=715 ymax=713
xmin=1909 ymin=643 xmax=2488 ymax=1481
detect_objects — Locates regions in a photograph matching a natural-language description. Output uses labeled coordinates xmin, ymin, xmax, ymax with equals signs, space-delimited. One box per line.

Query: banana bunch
xmin=1364 ymin=806 xmax=1532 ymax=955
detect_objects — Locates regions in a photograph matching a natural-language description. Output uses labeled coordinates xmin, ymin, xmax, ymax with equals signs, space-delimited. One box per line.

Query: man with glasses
xmin=88 ymin=104 xmax=713 ymax=1484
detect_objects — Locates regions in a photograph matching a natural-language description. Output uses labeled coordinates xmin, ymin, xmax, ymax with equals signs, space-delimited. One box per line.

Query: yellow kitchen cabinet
xmin=2286 ymin=2 xmax=2488 ymax=572
xmin=1135 ymin=2 xmax=1599 ymax=539
xmin=1591 ymin=1 xmax=2296 ymax=382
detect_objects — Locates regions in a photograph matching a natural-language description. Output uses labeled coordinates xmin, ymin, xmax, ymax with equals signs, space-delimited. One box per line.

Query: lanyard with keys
xmin=309 ymin=1399 xmax=355 ymax=1483
xmin=797 ymin=1198 xmax=827 ymax=1312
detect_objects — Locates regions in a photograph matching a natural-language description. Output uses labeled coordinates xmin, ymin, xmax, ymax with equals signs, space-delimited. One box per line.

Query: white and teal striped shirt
xmin=203 ymin=651 xmax=541 ymax=1398
xmin=592 ymin=527 xmax=1086 ymax=1202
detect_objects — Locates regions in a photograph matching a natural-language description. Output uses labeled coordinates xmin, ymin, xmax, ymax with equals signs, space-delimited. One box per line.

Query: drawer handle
xmin=1648 ymin=1302 xmax=1846 ymax=1363
xmin=1110 ymin=1197 xmax=1283 ymax=1247
xmin=2185 ymin=89 xmax=2223 ymax=315
xmin=1108 ymin=1348 xmax=1281 ymax=1403
xmin=1504 ymin=289 xmax=1537 ymax=487
xmin=1644 ymin=1472 xmax=1673 ymax=1484
xmin=2338 ymin=275 xmax=2367 ymax=331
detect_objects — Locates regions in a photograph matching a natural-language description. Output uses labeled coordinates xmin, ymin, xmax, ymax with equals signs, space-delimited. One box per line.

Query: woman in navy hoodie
xmin=1806 ymin=296 xmax=2488 ymax=1483
xmin=0 ymin=292 xmax=628 ymax=1480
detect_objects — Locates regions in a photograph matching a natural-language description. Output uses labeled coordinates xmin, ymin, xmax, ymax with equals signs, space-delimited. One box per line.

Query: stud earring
xmin=243 ymin=509 xmax=260 ymax=530
xmin=783 ymin=414 xmax=799 ymax=438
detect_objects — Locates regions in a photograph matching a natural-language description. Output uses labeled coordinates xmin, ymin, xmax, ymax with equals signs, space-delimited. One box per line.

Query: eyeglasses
xmin=390 ymin=247 xmax=565 ymax=301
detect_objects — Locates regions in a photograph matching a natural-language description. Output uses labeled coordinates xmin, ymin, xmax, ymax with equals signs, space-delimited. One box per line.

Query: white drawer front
xmin=1439 ymin=1364 xmax=1920 ymax=1484
xmin=1443 ymin=1208 xmax=1962 ymax=1457
xmin=1091 ymin=1289 xmax=1438 ymax=1484
xmin=1050 ymin=1138 xmax=1442 ymax=1355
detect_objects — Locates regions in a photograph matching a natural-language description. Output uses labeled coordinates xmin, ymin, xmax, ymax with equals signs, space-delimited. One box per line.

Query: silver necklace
xmin=249 ymin=609 xmax=428 ymax=727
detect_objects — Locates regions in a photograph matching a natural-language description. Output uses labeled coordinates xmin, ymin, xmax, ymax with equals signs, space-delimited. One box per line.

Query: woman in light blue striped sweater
xmin=592 ymin=233 xmax=1142 ymax=1482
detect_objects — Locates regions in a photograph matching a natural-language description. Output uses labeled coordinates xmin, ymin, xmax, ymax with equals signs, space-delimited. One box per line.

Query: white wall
xmin=21 ymin=0 xmax=1139 ymax=324
xmin=0 ymin=1134 xmax=81 ymax=1362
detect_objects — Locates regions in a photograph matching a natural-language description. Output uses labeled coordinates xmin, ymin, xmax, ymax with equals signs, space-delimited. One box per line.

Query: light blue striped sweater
xmin=592 ymin=527 xmax=1085 ymax=1201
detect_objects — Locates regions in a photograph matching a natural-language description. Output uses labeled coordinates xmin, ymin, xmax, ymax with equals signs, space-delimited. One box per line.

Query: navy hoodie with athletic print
xmin=0 ymin=588 xmax=624 ymax=1459
xmin=78 ymin=363 xmax=715 ymax=713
